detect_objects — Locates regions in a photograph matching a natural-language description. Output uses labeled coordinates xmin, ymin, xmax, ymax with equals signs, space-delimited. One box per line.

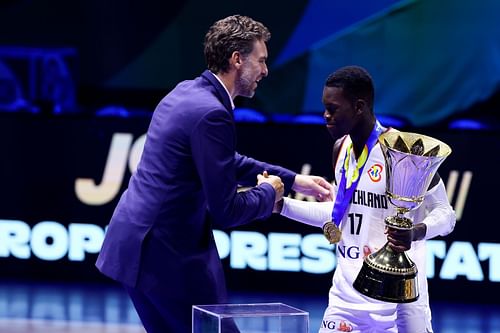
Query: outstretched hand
xmin=292 ymin=174 xmax=334 ymax=201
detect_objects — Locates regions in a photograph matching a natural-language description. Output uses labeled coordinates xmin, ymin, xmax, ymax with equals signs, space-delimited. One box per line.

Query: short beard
xmin=235 ymin=68 xmax=255 ymax=98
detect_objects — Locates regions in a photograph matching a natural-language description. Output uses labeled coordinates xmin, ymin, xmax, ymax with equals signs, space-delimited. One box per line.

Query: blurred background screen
xmin=0 ymin=0 xmax=498 ymax=317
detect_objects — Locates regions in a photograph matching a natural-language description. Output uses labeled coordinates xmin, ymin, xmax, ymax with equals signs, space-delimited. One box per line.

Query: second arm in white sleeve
xmin=280 ymin=197 xmax=334 ymax=228
xmin=421 ymin=179 xmax=457 ymax=240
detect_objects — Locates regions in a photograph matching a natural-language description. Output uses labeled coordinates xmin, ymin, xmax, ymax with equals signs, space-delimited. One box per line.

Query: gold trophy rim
xmin=378 ymin=131 xmax=452 ymax=158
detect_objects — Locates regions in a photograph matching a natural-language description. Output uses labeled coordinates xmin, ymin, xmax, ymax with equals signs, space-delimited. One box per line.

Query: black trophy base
xmin=353 ymin=260 xmax=419 ymax=303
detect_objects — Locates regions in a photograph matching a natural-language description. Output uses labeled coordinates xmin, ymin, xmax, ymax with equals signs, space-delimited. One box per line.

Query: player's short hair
xmin=325 ymin=66 xmax=374 ymax=109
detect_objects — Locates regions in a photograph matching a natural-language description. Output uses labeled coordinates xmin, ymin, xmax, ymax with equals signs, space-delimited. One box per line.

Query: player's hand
xmin=386 ymin=227 xmax=413 ymax=252
xmin=257 ymin=171 xmax=284 ymax=203
xmin=386 ymin=223 xmax=427 ymax=252
xmin=292 ymin=174 xmax=333 ymax=201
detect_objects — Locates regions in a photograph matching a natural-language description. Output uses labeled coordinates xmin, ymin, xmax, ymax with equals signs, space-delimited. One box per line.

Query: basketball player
xmin=274 ymin=66 xmax=456 ymax=333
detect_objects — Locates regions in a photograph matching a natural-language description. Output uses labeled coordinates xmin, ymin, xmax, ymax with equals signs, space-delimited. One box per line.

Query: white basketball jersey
xmin=329 ymin=134 xmax=429 ymax=313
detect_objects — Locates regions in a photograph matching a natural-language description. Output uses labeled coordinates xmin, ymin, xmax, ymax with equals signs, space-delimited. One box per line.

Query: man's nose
xmin=262 ymin=65 xmax=268 ymax=77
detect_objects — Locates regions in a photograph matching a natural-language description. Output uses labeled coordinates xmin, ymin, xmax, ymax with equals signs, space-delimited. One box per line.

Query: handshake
xmin=257 ymin=171 xmax=284 ymax=203
xmin=257 ymin=171 xmax=334 ymax=206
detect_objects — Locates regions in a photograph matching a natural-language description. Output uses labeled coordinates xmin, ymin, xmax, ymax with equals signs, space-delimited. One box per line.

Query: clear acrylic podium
xmin=192 ymin=303 xmax=309 ymax=333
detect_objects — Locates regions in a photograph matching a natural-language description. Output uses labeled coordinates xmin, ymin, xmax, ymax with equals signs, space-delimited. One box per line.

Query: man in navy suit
xmin=96 ymin=15 xmax=333 ymax=333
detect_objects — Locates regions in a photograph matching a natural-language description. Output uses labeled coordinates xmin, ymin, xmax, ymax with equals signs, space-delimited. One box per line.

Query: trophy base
xmin=353 ymin=245 xmax=419 ymax=303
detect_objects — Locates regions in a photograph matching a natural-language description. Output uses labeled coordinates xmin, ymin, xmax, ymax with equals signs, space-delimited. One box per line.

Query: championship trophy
xmin=353 ymin=131 xmax=451 ymax=303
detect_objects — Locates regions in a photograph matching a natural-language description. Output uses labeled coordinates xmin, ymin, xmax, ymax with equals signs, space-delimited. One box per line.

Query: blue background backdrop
xmin=1 ymin=0 xmax=500 ymax=127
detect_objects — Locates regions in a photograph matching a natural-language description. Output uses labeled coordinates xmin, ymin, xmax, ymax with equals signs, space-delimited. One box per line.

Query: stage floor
xmin=0 ymin=280 xmax=498 ymax=333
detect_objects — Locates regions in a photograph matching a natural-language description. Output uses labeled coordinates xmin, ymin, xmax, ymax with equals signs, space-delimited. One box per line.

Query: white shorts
xmin=396 ymin=302 xmax=433 ymax=333
xmin=318 ymin=305 xmax=397 ymax=333
xmin=317 ymin=303 xmax=432 ymax=333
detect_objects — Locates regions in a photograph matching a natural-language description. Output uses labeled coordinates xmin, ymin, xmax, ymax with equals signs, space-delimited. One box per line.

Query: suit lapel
xmin=201 ymin=70 xmax=233 ymax=113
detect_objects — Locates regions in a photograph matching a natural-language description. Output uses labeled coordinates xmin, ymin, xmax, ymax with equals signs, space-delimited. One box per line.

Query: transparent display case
xmin=192 ymin=302 xmax=309 ymax=333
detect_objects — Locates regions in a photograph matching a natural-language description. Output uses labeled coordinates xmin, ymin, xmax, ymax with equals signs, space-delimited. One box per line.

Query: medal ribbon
xmin=331 ymin=120 xmax=384 ymax=227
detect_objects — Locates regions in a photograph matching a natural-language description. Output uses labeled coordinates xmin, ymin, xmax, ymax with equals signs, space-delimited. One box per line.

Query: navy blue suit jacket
xmin=96 ymin=70 xmax=296 ymax=331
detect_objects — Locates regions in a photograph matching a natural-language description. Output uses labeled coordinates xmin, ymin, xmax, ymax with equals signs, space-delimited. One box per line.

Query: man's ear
xmin=230 ymin=51 xmax=242 ymax=68
xmin=355 ymin=99 xmax=366 ymax=115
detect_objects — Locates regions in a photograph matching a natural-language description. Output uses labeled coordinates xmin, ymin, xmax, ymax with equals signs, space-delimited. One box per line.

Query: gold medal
xmin=323 ymin=221 xmax=342 ymax=244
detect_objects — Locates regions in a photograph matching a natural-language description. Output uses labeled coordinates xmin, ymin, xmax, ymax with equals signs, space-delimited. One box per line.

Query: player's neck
xmin=350 ymin=117 xmax=376 ymax=159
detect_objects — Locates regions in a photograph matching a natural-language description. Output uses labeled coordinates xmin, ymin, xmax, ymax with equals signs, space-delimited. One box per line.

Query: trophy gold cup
xmin=353 ymin=131 xmax=451 ymax=303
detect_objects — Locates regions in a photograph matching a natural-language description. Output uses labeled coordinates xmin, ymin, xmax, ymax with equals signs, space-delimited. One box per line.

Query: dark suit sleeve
xmin=191 ymin=109 xmax=278 ymax=229
xmin=233 ymin=152 xmax=296 ymax=195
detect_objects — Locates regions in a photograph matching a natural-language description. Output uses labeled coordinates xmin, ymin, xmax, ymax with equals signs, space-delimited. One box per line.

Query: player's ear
xmin=355 ymin=99 xmax=366 ymax=115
